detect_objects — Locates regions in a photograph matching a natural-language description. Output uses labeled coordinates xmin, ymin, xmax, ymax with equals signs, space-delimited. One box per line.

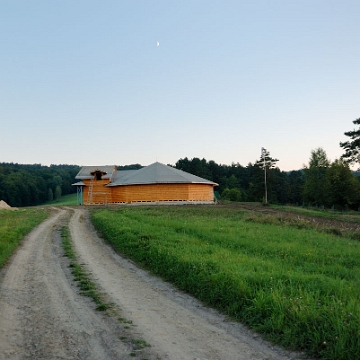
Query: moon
xmin=157 ymin=42 xmax=160 ymax=46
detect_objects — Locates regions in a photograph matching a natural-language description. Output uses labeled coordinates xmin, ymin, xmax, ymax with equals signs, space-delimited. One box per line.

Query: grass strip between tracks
xmin=60 ymin=226 xmax=151 ymax=358
xmin=91 ymin=206 xmax=360 ymax=360
xmin=61 ymin=226 xmax=111 ymax=311
xmin=0 ymin=209 xmax=48 ymax=268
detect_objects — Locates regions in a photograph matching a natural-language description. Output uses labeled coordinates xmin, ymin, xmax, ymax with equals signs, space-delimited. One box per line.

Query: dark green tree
xmin=227 ymin=174 xmax=238 ymax=189
xmin=246 ymin=166 xmax=265 ymax=202
xmin=250 ymin=149 xmax=279 ymax=203
xmin=340 ymin=118 xmax=360 ymax=169
xmin=222 ymin=188 xmax=242 ymax=202
xmin=325 ymin=159 xmax=360 ymax=209
xmin=273 ymin=169 xmax=291 ymax=205
xmin=303 ymin=148 xmax=330 ymax=206
xmin=117 ymin=164 xmax=143 ymax=170
xmin=48 ymin=188 xmax=54 ymax=202
xmin=170 ymin=156 xmax=304 ymax=205
xmin=0 ymin=163 xmax=79 ymax=206
xmin=255 ymin=148 xmax=279 ymax=170
xmin=288 ymin=170 xmax=305 ymax=204
xmin=55 ymin=185 xmax=62 ymax=200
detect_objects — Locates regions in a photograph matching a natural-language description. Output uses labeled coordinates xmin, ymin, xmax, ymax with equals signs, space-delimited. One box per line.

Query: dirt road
xmin=0 ymin=208 xmax=305 ymax=360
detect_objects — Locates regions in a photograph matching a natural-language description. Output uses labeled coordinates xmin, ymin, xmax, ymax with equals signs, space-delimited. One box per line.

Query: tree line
xmin=175 ymin=155 xmax=304 ymax=205
xmin=174 ymin=118 xmax=360 ymax=210
xmin=175 ymin=148 xmax=359 ymax=210
xmin=0 ymin=163 xmax=80 ymax=207
xmin=1 ymin=117 xmax=359 ymax=209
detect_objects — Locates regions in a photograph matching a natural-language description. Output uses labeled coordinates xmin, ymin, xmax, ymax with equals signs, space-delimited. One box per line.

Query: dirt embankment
xmin=0 ymin=200 xmax=17 ymax=210
xmin=0 ymin=207 xmax=306 ymax=360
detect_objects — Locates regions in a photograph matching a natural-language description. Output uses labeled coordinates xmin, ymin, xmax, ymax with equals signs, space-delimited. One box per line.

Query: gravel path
xmin=0 ymin=207 xmax=306 ymax=360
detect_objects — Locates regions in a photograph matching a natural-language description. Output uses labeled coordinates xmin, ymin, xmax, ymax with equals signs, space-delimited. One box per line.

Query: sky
xmin=1 ymin=1 xmax=359 ymax=171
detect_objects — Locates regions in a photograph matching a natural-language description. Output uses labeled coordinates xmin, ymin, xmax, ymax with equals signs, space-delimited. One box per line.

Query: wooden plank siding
xmin=187 ymin=184 xmax=214 ymax=201
xmin=82 ymin=181 xmax=214 ymax=204
xmin=83 ymin=179 xmax=113 ymax=204
xmin=118 ymin=183 xmax=215 ymax=203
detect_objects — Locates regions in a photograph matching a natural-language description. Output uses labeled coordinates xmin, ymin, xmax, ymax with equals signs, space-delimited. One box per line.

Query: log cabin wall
xmin=83 ymin=179 xmax=112 ymax=204
xmin=109 ymin=185 xmax=127 ymax=203
xmin=111 ymin=183 xmax=189 ymax=203
xmin=111 ymin=183 xmax=214 ymax=203
xmin=187 ymin=184 xmax=214 ymax=201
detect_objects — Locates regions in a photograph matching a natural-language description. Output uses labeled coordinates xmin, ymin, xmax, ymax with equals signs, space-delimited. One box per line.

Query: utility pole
xmin=261 ymin=147 xmax=268 ymax=204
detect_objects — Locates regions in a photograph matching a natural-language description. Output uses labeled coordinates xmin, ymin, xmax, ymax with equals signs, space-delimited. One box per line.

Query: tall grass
xmin=91 ymin=206 xmax=360 ymax=360
xmin=0 ymin=209 xmax=48 ymax=268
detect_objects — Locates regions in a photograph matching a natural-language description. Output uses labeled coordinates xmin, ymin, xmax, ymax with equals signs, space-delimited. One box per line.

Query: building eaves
xmin=72 ymin=181 xmax=86 ymax=186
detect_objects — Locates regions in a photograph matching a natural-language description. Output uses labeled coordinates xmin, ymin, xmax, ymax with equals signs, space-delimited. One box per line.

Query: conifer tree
xmin=340 ymin=118 xmax=360 ymax=169
xmin=325 ymin=159 xmax=360 ymax=209
xmin=303 ymin=148 xmax=330 ymax=206
xmin=250 ymin=149 xmax=279 ymax=203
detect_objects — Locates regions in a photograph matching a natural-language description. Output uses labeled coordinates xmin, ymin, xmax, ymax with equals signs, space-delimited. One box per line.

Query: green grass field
xmin=0 ymin=209 xmax=48 ymax=268
xmin=43 ymin=193 xmax=78 ymax=206
xmin=91 ymin=206 xmax=360 ymax=360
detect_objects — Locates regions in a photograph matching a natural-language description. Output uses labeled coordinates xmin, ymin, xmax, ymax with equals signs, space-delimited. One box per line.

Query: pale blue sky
xmin=1 ymin=1 xmax=359 ymax=171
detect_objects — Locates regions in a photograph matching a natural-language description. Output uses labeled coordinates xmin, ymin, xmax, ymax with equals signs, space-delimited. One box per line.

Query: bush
xmin=222 ymin=188 xmax=242 ymax=202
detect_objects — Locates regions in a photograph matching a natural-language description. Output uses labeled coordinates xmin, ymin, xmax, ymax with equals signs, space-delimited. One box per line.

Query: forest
xmin=1 ymin=118 xmax=359 ymax=209
xmin=174 ymin=148 xmax=360 ymax=210
xmin=0 ymin=151 xmax=358 ymax=209
xmin=0 ymin=163 xmax=80 ymax=207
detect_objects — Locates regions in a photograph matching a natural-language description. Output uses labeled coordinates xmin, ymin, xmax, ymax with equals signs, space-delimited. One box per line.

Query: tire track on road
xmin=0 ymin=208 xmax=136 ymax=360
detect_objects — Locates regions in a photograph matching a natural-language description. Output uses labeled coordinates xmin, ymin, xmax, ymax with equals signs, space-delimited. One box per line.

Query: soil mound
xmin=0 ymin=200 xmax=17 ymax=210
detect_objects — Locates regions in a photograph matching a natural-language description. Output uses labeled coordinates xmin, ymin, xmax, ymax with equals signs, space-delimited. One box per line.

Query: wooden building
xmin=73 ymin=162 xmax=218 ymax=205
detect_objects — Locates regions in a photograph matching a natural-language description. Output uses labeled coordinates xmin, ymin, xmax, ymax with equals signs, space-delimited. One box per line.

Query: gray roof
xmin=110 ymin=170 xmax=138 ymax=183
xmin=107 ymin=162 xmax=218 ymax=186
xmin=72 ymin=181 xmax=86 ymax=186
xmin=75 ymin=166 xmax=116 ymax=180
